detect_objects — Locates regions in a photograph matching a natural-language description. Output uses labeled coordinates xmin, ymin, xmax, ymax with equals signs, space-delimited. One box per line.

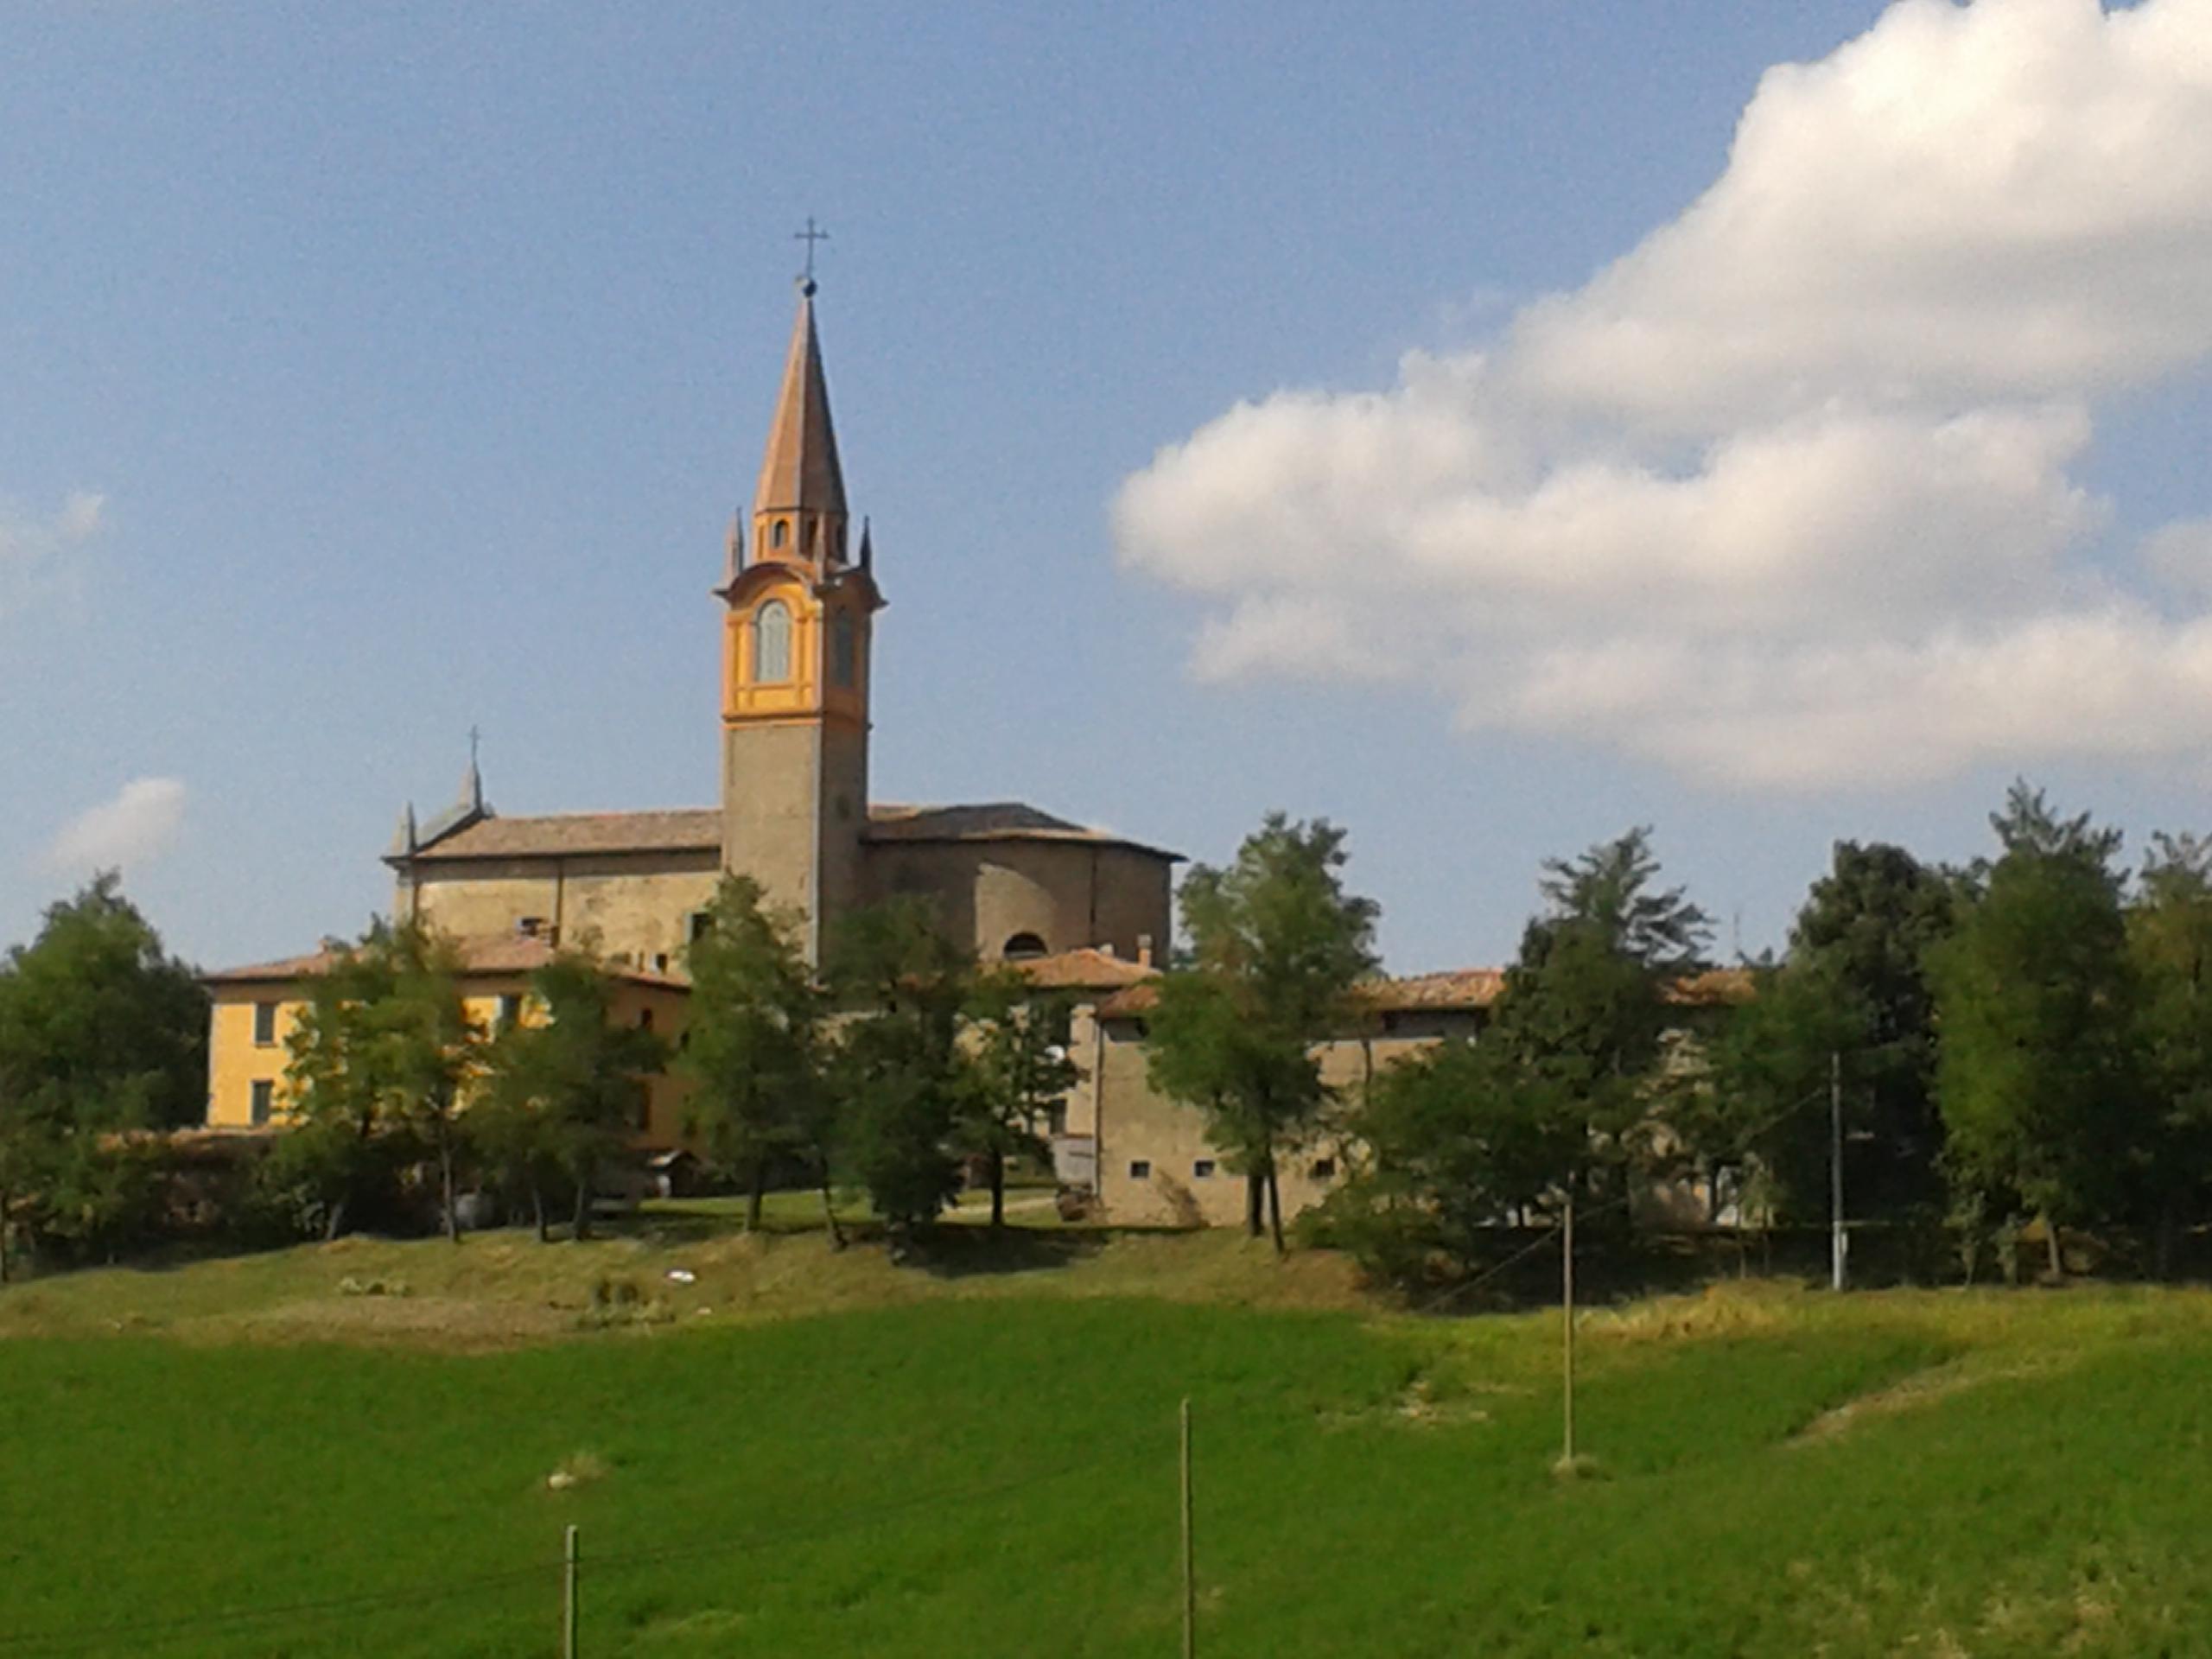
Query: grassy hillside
xmin=3 ymin=1231 xmax=2210 ymax=1656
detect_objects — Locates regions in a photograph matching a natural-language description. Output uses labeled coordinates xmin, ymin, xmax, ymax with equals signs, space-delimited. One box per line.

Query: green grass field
xmin=3 ymin=1224 xmax=2210 ymax=1656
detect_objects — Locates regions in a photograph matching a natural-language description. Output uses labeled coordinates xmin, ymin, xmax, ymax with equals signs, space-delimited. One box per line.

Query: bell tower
xmin=717 ymin=274 xmax=883 ymax=961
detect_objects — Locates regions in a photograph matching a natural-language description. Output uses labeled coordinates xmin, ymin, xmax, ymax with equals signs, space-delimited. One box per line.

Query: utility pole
xmin=1560 ymin=1193 xmax=1576 ymax=1467
xmin=1180 ymin=1397 xmax=1196 ymax=1659
xmin=1829 ymin=1050 xmax=1846 ymax=1293
xmin=563 ymin=1523 xmax=580 ymax=1659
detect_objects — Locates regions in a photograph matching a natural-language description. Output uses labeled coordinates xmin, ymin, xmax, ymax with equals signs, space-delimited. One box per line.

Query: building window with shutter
xmin=250 ymin=1080 xmax=274 ymax=1126
xmin=252 ymin=1001 xmax=278 ymax=1046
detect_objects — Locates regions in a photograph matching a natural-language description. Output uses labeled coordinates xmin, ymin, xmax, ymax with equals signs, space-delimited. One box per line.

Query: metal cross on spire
xmin=467 ymin=724 xmax=482 ymax=770
xmin=794 ymin=217 xmax=830 ymax=290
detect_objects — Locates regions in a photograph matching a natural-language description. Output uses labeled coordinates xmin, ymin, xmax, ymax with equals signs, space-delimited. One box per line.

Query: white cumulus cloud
xmin=44 ymin=778 xmax=188 ymax=875
xmin=1115 ymin=0 xmax=2212 ymax=789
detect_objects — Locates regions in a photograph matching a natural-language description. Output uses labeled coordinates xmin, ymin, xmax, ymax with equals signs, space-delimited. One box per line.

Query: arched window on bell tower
xmin=753 ymin=601 xmax=792 ymax=682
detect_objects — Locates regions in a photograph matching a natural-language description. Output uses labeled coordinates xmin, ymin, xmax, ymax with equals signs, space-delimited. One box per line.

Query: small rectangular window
xmin=1192 ymin=1159 xmax=1216 ymax=1179
xmin=688 ymin=912 xmax=713 ymax=943
xmin=1311 ymin=1158 xmax=1337 ymax=1181
xmin=516 ymin=917 xmax=545 ymax=938
xmin=252 ymin=1001 xmax=277 ymax=1046
xmin=250 ymin=1079 xmax=274 ymax=1126
xmin=497 ymin=994 xmax=522 ymax=1029
xmin=1128 ymin=1159 xmax=1151 ymax=1179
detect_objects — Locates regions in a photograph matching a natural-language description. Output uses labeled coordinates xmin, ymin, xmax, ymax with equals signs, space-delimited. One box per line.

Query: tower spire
xmin=752 ymin=273 xmax=847 ymax=522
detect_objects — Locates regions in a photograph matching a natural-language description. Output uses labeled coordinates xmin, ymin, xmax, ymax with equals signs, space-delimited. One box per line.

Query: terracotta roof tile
xmin=403 ymin=809 xmax=720 ymax=861
xmin=205 ymin=934 xmax=689 ymax=992
xmin=1092 ymin=965 xmax=1749 ymax=1021
xmin=1007 ymin=947 xmax=1160 ymax=991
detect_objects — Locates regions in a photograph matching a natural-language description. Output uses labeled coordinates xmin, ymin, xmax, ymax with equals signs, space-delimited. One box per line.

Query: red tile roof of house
xmin=204 ymin=934 xmax=690 ymax=991
xmin=1091 ymin=964 xmax=1751 ymax=1020
xmin=1007 ymin=946 xmax=1160 ymax=991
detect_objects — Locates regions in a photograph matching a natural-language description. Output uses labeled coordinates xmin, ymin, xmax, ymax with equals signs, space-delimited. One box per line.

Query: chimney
xmin=1098 ymin=943 xmax=1116 ymax=958
xmin=1137 ymin=934 xmax=1154 ymax=967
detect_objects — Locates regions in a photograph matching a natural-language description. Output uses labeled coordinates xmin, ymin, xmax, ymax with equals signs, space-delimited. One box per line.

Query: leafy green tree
xmin=1691 ymin=954 xmax=1864 ymax=1227
xmin=465 ymin=1054 xmax=563 ymax=1240
xmin=1485 ymin=828 xmax=1713 ymax=1219
xmin=2127 ymin=831 xmax=2212 ymax=1272
xmin=0 ymin=875 xmax=203 ymax=1277
xmin=1700 ymin=842 xmax=1955 ymax=1225
xmin=824 ymin=899 xmax=973 ymax=1243
xmin=1327 ymin=828 xmax=1702 ymax=1282
xmin=1333 ymin=1036 xmax=1580 ymax=1280
xmin=0 ymin=874 xmax=209 ymax=1132
xmin=478 ymin=950 xmax=666 ymax=1242
xmin=277 ymin=937 xmax=408 ymax=1242
xmin=680 ymin=875 xmax=834 ymax=1233
xmin=1930 ymin=785 xmax=2145 ymax=1279
xmin=1147 ymin=814 xmax=1378 ymax=1253
xmin=957 ymin=970 xmax=1079 ymax=1230
xmin=278 ymin=921 xmax=479 ymax=1242
xmin=375 ymin=927 xmax=478 ymax=1243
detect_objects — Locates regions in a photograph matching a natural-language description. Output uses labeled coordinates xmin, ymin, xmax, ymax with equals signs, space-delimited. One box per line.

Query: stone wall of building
xmin=403 ymin=853 xmax=723 ymax=970
xmin=1069 ymin=1003 xmax=1471 ymax=1229
xmin=867 ymin=838 xmax=1172 ymax=963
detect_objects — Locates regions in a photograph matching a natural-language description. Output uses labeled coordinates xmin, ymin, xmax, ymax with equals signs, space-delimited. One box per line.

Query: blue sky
xmin=7 ymin=0 xmax=2211 ymax=975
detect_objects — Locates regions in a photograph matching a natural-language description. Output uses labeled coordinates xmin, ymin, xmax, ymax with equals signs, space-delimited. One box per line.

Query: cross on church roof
xmin=793 ymin=217 xmax=829 ymax=293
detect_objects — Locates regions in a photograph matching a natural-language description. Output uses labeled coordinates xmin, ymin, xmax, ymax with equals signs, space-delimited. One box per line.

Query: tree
xmin=1146 ymin=814 xmax=1378 ymax=1254
xmin=2127 ymin=831 xmax=2212 ymax=1273
xmin=680 ymin=875 xmax=836 ymax=1235
xmin=374 ymin=926 xmax=478 ymax=1243
xmin=1930 ymin=785 xmax=2145 ymax=1279
xmin=824 ymin=899 xmax=973 ymax=1244
xmin=1700 ymin=842 xmax=1955 ymax=1227
xmin=957 ymin=970 xmax=1079 ymax=1230
xmin=1334 ymin=1036 xmax=1580 ymax=1281
xmin=1325 ymin=828 xmax=1703 ymax=1283
xmin=278 ymin=921 xmax=479 ymax=1242
xmin=0 ymin=876 xmax=204 ymax=1278
xmin=0 ymin=874 xmax=209 ymax=1132
xmin=277 ymin=936 xmax=407 ymax=1242
xmin=1485 ymin=828 xmax=1713 ymax=1220
xmin=275 ymin=929 xmax=471 ymax=1238
xmin=478 ymin=950 xmax=666 ymax=1242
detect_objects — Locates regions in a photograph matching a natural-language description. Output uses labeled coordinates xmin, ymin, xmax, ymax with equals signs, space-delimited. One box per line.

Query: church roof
xmin=204 ymin=934 xmax=689 ymax=990
xmin=399 ymin=809 xmax=722 ymax=861
xmin=393 ymin=802 xmax=1179 ymax=864
xmin=753 ymin=285 xmax=846 ymax=518
xmin=865 ymin=802 xmax=1180 ymax=859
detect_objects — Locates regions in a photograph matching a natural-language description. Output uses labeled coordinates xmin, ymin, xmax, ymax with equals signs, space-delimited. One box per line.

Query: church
xmin=204 ymin=281 xmax=1191 ymax=1164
